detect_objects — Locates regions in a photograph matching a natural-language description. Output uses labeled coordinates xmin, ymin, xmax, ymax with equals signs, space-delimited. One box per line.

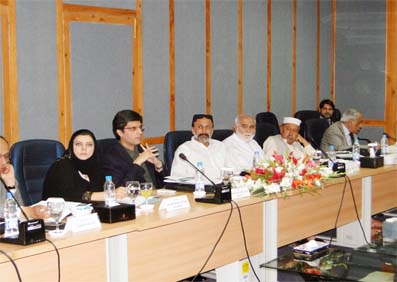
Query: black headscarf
xmin=67 ymin=129 xmax=100 ymax=178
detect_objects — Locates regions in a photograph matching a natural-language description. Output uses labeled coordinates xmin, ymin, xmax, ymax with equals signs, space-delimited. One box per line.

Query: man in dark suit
xmin=102 ymin=110 xmax=165 ymax=188
xmin=319 ymin=99 xmax=336 ymax=125
xmin=320 ymin=108 xmax=363 ymax=152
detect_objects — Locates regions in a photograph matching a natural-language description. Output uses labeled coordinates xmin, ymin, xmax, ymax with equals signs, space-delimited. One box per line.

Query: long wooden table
xmin=0 ymin=194 xmax=264 ymax=282
xmin=0 ymin=166 xmax=395 ymax=281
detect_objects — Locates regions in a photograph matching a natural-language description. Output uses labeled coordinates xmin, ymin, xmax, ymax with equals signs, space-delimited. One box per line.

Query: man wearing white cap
xmin=262 ymin=117 xmax=315 ymax=159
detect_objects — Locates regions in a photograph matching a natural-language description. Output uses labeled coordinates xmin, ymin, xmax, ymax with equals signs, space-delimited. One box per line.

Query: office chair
xmin=96 ymin=138 xmax=119 ymax=166
xmin=294 ymin=110 xmax=321 ymax=123
xmin=302 ymin=118 xmax=330 ymax=148
xmin=10 ymin=139 xmax=65 ymax=205
xmin=255 ymin=112 xmax=280 ymax=134
xmin=331 ymin=108 xmax=342 ymax=122
xmin=163 ymin=129 xmax=233 ymax=173
xmin=254 ymin=122 xmax=280 ymax=147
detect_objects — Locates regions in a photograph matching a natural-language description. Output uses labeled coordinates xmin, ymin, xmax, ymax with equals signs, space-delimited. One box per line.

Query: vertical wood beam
xmin=292 ymin=0 xmax=297 ymax=115
xmin=330 ymin=0 xmax=336 ymax=101
xmin=385 ymin=0 xmax=397 ymax=139
xmin=206 ymin=0 xmax=211 ymax=114
xmin=56 ymin=0 xmax=69 ymax=145
xmin=266 ymin=0 xmax=272 ymax=111
xmin=169 ymin=0 xmax=175 ymax=131
xmin=237 ymin=0 xmax=243 ymax=114
xmin=134 ymin=0 xmax=143 ymax=115
xmin=316 ymin=0 xmax=320 ymax=109
xmin=1 ymin=0 xmax=18 ymax=143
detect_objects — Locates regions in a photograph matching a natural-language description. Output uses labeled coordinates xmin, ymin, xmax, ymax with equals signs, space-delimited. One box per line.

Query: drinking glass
xmin=47 ymin=197 xmax=65 ymax=235
xmin=125 ymin=181 xmax=140 ymax=204
xmin=220 ymin=167 xmax=234 ymax=185
xmin=140 ymin=182 xmax=153 ymax=206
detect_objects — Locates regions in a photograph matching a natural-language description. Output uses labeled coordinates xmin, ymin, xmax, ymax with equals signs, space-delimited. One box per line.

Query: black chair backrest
xmin=303 ymin=118 xmax=330 ymax=148
xmin=254 ymin=122 xmax=280 ymax=147
xmin=255 ymin=112 xmax=280 ymax=134
xmin=331 ymin=108 xmax=342 ymax=122
xmin=10 ymin=139 xmax=65 ymax=205
xmin=294 ymin=110 xmax=321 ymax=123
xmin=163 ymin=129 xmax=233 ymax=173
xmin=96 ymin=138 xmax=119 ymax=167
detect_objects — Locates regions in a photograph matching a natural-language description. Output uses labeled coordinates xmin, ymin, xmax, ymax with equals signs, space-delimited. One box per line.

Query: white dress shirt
xmin=223 ymin=133 xmax=264 ymax=171
xmin=170 ymin=137 xmax=226 ymax=181
xmin=262 ymin=134 xmax=315 ymax=160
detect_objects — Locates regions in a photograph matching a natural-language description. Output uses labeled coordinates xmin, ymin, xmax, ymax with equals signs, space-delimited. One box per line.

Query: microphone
xmin=178 ymin=153 xmax=231 ymax=204
xmin=357 ymin=137 xmax=372 ymax=144
xmin=0 ymin=177 xmax=46 ymax=245
xmin=178 ymin=153 xmax=218 ymax=187
xmin=306 ymin=137 xmax=345 ymax=175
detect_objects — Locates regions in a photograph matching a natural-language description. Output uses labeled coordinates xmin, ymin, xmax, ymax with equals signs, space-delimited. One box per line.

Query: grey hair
xmin=234 ymin=114 xmax=255 ymax=125
xmin=341 ymin=108 xmax=361 ymax=122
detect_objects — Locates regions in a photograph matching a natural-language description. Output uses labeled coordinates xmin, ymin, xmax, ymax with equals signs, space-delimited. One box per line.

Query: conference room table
xmin=0 ymin=165 xmax=395 ymax=282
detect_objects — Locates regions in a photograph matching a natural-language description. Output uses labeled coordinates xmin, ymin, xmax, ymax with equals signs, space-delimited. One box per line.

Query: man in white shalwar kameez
xmin=262 ymin=117 xmax=315 ymax=160
xmin=171 ymin=114 xmax=226 ymax=181
xmin=223 ymin=114 xmax=264 ymax=172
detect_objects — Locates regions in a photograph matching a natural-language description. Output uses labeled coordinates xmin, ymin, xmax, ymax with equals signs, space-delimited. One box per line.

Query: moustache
xmin=198 ymin=133 xmax=210 ymax=139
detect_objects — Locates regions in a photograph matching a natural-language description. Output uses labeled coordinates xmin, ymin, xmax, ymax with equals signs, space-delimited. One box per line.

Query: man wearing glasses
xmin=170 ymin=114 xmax=226 ymax=181
xmin=320 ymin=108 xmax=363 ymax=152
xmin=0 ymin=136 xmax=49 ymax=218
xmin=102 ymin=110 xmax=165 ymax=188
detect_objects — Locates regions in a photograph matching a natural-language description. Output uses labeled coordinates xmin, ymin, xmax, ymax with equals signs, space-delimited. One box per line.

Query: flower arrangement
xmin=246 ymin=152 xmax=331 ymax=197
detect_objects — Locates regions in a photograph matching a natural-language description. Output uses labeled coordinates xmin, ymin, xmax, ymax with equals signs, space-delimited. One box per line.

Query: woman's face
xmin=73 ymin=134 xmax=95 ymax=160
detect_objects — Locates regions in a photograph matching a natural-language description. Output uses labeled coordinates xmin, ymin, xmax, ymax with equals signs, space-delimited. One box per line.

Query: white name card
xmin=232 ymin=187 xmax=251 ymax=200
xmin=65 ymin=213 xmax=101 ymax=233
xmin=159 ymin=195 xmax=190 ymax=211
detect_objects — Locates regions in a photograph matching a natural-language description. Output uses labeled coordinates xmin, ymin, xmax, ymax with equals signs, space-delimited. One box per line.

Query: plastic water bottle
xmin=4 ymin=192 xmax=19 ymax=238
xmin=104 ymin=176 xmax=116 ymax=207
xmin=194 ymin=162 xmax=205 ymax=195
xmin=352 ymin=139 xmax=361 ymax=163
xmin=327 ymin=145 xmax=336 ymax=169
xmin=380 ymin=134 xmax=388 ymax=156
xmin=253 ymin=151 xmax=261 ymax=168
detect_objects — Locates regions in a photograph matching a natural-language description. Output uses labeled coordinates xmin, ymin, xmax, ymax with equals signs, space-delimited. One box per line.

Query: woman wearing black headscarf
xmin=43 ymin=129 xmax=126 ymax=202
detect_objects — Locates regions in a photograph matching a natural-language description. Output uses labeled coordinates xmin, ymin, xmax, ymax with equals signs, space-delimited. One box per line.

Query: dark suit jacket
xmin=102 ymin=141 xmax=165 ymax=188
xmin=320 ymin=121 xmax=350 ymax=152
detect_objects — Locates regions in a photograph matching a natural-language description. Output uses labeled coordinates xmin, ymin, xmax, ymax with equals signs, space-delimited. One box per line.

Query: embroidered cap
xmin=283 ymin=117 xmax=301 ymax=127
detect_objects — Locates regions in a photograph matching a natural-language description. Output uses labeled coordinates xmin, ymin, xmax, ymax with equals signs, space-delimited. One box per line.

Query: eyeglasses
xmin=0 ymin=152 xmax=10 ymax=160
xmin=124 ymin=125 xmax=145 ymax=132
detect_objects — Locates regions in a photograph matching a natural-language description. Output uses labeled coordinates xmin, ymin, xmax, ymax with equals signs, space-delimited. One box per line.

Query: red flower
xmin=255 ymin=167 xmax=265 ymax=175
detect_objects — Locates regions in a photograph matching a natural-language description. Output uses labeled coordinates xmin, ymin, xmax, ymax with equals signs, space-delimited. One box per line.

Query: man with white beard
xmin=170 ymin=114 xmax=226 ymax=181
xmin=223 ymin=114 xmax=264 ymax=172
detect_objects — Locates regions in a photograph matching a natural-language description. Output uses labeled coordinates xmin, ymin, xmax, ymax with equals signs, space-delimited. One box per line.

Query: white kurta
xmin=170 ymin=137 xmax=226 ymax=181
xmin=223 ymin=133 xmax=264 ymax=171
xmin=262 ymin=134 xmax=315 ymax=160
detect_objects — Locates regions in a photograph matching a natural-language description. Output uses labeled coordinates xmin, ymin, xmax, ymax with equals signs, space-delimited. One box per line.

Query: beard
xmin=196 ymin=133 xmax=210 ymax=144
xmin=240 ymin=133 xmax=254 ymax=141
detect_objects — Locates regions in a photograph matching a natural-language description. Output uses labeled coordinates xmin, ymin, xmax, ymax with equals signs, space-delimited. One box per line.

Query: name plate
xmin=159 ymin=195 xmax=190 ymax=211
xmin=65 ymin=213 xmax=101 ymax=233
xmin=232 ymin=187 xmax=251 ymax=200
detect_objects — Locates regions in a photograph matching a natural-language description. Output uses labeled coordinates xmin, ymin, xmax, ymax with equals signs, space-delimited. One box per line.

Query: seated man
xmin=319 ymin=99 xmax=336 ymax=125
xmin=262 ymin=117 xmax=315 ymax=159
xmin=223 ymin=114 xmax=264 ymax=172
xmin=102 ymin=110 xmax=165 ymax=188
xmin=320 ymin=108 xmax=363 ymax=152
xmin=0 ymin=136 xmax=48 ymax=219
xmin=171 ymin=114 xmax=225 ymax=181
